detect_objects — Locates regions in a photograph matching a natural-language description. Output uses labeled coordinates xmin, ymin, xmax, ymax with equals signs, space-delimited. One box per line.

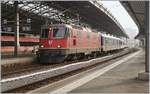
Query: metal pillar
xmin=77 ymin=14 xmax=80 ymax=25
xmin=145 ymin=1 xmax=149 ymax=72
xmin=14 ymin=1 xmax=20 ymax=56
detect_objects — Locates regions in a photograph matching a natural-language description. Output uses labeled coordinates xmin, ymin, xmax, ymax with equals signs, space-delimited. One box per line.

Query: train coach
xmin=101 ymin=34 xmax=126 ymax=52
xmin=36 ymin=24 xmax=126 ymax=63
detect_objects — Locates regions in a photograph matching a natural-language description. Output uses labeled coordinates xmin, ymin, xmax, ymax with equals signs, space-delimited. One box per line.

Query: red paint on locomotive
xmin=40 ymin=25 xmax=68 ymax=49
xmin=37 ymin=24 xmax=102 ymax=63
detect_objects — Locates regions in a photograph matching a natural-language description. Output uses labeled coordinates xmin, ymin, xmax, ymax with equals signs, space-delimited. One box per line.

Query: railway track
xmin=2 ymin=65 xmax=51 ymax=79
xmin=1 ymin=50 xmax=112 ymax=78
xmin=2 ymin=58 xmax=88 ymax=79
xmin=1 ymin=48 xmax=138 ymax=93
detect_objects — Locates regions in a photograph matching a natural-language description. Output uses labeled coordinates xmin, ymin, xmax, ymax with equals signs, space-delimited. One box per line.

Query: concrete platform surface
xmin=70 ymin=50 xmax=149 ymax=93
xmin=1 ymin=56 xmax=35 ymax=65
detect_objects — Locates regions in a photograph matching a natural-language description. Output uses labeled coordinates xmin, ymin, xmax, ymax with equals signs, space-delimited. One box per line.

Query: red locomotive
xmin=37 ymin=24 xmax=102 ymax=63
xmin=36 ymin=24 xmax=126 ymax=63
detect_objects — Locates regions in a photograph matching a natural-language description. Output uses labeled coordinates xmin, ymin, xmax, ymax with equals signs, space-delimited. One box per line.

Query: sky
xmin=99 ymin=1 xmax=139 ymax=39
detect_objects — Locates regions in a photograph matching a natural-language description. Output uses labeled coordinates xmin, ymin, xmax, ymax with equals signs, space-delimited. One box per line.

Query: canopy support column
xmin=14 ymin=1 xmax=20 ymax=56
xmin=138 ymin=1 xmax=149 ymax=80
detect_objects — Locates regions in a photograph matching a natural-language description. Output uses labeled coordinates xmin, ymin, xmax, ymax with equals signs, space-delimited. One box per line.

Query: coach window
xmin=105 ymin=38 xmax=108 ymax=44
xmin=113 ymin=39 xmax=114 ymax=45
xmin=113 ymin=39 xmax=115 ymax=45
xmin=107 ymin=38 xmax=109 ymax=44
xmin=109 ymin=38 xmax=111 ymax=45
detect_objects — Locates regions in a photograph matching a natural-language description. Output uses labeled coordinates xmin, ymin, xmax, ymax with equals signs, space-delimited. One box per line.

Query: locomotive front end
xmin=37 ymin=24 xmax=69 ymax=63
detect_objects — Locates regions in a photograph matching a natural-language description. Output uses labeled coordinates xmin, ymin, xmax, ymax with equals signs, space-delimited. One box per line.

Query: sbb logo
xmin=49 ymin=40 xmax=53 ymax=45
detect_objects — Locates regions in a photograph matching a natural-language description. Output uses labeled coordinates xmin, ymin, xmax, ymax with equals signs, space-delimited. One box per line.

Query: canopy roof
xmin=2 ymin=1 xmax=128 ymax=38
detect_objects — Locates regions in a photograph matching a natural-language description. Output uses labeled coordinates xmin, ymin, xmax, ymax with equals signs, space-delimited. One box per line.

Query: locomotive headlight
xmin=41 ymin=45 xmax=44 ymax=48
xmin=57 ymin=45 xmax=61 ymax=48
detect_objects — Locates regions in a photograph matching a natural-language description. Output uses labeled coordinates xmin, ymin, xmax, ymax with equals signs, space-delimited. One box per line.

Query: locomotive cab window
xmin=52 ymin=26 xmax=68 ymax=38
xmin=41 ymin=28 xmax=49 ymax=38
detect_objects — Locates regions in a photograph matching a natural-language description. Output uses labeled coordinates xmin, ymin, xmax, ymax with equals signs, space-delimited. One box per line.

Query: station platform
xmin=1 ymin=55 xmax=35 ymax=65
xmin=69 ymin=49 xmax=149 ymax=93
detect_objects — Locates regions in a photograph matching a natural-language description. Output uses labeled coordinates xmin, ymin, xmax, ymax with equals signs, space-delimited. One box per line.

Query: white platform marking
xmin=50 ymin=50 xmax=141 ymax=94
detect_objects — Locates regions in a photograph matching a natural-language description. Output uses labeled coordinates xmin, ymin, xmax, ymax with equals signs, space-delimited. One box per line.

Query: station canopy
xmin=2 ymin=1 xmax=128 ymax=38
xmin=121 ymin=1 xmax=145 ymax=39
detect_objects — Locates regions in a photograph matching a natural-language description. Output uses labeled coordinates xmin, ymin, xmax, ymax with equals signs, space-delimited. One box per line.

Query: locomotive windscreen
xmin=53 ymin=27 xmax=67 ymax=38
xmin=41 ymin=29 xmax=49 ymax=38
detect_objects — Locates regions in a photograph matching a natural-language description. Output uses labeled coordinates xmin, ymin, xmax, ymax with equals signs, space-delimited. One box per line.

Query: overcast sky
xmin=99 ymin=1 xmax=139 ymax=39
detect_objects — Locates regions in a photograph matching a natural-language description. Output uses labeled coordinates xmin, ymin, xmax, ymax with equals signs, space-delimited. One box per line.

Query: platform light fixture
xmin=27 ymin=18 xmax=31 ymax=23
xmin=3 ymin=19 xmax=7 ymax=24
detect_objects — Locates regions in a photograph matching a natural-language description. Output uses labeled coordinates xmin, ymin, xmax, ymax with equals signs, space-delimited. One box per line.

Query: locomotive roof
xmin=102 ymin=34 xmax=122 ymax=41
xmin=49 ymin=24 xmax=68 ymax=27
xmin=49 ymin=24 xmax=81 ymax=29
xmin=49 ymin=24 xmax=93 ymax=32
xmin=49 ymin=24 xmax=123 ymax=42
